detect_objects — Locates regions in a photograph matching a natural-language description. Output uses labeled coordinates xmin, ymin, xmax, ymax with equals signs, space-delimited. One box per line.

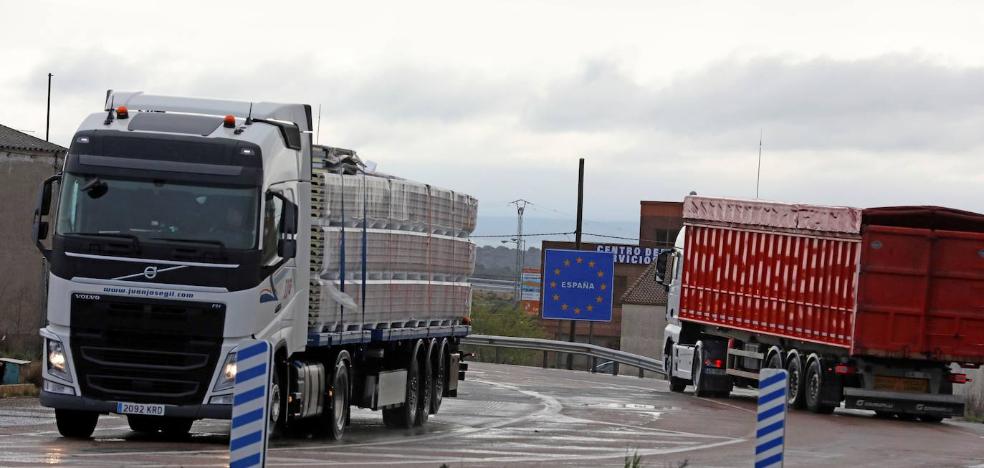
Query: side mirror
xmin=655 ymin=250 xmax=676 ymax=288
xmin=654 ymin=250 xmax=671 ymax=283
xmin=277 ymin=238 xmax=296 ymax=259
xmin=267 ymin=191 xmax=298 ymax=260
xmin=280 ymin=199 xmax=298 ymax=235
xmin=33 ymin=174 xmax=60 ymax=257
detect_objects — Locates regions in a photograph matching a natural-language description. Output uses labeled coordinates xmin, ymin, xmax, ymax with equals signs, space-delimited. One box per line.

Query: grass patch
xmin=462 ymin=292 xmax=548 ymax=366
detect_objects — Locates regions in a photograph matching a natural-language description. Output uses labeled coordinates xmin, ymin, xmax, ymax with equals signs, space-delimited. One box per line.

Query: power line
xmin=470 ymin=231 xmax=575 ymax=238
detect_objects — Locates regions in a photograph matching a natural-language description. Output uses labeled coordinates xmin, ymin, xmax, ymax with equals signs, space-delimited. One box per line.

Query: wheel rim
xmin=333 ymin=378 xmax=345 ymax=430
xmin=407 ymin=371 xmax=418 ymax=420
xmin=434 ymin=360 xmax=445 ymax=407
xmin=692 ymin=348 xmax=702 ymax=390
xmin=808 ymin=368 xmax=821 ymax=403
xmin=269 ymin=380 xmax=281 ymax=425
xmin=787 ymin=363 xmax=800 ymax=404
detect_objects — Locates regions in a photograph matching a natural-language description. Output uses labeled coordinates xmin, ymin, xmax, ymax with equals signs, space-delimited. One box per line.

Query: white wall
xmin=618 ymin=303 xmax=666 ymax=376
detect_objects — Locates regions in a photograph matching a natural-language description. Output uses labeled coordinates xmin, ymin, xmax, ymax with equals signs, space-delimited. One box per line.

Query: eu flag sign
xmin=541 ymin=249 xmax=615 ymax=321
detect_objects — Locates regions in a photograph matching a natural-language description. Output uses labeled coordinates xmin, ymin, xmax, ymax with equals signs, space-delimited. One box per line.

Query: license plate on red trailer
xmin=874 ymin=375 xmax=929 ymax=393
xmin=116 ymin=402 xmax=165 ymax=416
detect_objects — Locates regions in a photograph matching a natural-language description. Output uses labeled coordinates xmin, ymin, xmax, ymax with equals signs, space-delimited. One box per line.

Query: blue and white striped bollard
xmin=229 ymin=340 xmax=273 ymax=468
xmin=755 ymin=368 xmax=788 ymax=468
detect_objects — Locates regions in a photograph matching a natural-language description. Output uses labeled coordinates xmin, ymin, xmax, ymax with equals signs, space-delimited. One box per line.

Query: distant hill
xmin=474 ymin=245 xmax=541 ymax=280
xmin=471 ymin=215 xmax=638 ymax=247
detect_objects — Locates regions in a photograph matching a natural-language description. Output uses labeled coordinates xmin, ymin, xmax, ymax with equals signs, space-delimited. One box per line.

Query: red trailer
xmin=660 ymin=196 xmax=983 ymax=420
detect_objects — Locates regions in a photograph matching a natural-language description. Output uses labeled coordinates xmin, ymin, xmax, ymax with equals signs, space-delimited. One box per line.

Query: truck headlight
xmin=213 ymin=352 xmax=237 ymax=392
xmin=46 ymin=339 xmax=72 ymax=382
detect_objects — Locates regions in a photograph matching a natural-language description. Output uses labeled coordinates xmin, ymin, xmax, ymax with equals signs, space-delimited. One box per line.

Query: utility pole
xmin=509 ymin=199 xmax=530 ymax=303
xmin=566 ymin=158 xmax=584 ymax=370
xmin=756 ymin=129 xmax=762 ymax=199
xmin=45 ymin=73 xmax=52 ymax=142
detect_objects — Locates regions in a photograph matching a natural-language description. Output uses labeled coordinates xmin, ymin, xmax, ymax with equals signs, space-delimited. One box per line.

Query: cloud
xmin=525 ymin=54 xmax=984 ymax=152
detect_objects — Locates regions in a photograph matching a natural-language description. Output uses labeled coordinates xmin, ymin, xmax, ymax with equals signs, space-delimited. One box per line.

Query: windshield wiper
xmin=150 ymin=237 xmax=226 ymax=249
xmin=64 ymin=232 xmax=140 ymax=252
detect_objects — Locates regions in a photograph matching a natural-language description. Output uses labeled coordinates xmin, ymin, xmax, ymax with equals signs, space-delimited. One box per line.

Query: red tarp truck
xmin=659 ymin=196 xmax=984 ymax=421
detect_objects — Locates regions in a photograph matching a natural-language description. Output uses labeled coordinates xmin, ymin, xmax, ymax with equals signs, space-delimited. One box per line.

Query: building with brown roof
xmin=0 ymin=124 xmax=66 ymax=355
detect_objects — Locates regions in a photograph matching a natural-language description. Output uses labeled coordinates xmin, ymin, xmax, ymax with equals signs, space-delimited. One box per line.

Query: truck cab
xmin=34 ymin=92 xmax=313 ymax=437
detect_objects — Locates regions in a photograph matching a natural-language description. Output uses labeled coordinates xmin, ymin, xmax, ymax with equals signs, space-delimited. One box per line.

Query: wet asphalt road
xmin=1 ymin=362 xmax=982 ymax=467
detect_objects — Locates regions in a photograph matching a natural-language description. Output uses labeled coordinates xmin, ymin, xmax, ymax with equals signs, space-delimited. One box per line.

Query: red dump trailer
xmin=660 ymin=196 xmax=984 ymax=421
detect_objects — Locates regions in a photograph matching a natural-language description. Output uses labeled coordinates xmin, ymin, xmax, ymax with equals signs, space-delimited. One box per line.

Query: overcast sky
xmin=2 ymin=1 xmax=982 ymax=236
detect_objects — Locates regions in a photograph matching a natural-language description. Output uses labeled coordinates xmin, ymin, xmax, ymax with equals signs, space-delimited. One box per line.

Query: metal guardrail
xmin=461 ymin=334 xmax=665 ymax=376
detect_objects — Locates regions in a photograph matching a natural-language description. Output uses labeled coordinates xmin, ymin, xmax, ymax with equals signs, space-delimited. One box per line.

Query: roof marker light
xmin=116 ymin=106 xmax=129 ymax=119
xmin=223 ymin=115 xmax=236 ymax=128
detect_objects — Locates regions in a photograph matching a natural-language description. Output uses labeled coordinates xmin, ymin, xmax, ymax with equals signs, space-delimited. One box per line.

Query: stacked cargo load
xmin=309 ymin=146 xmax=478 ymax=333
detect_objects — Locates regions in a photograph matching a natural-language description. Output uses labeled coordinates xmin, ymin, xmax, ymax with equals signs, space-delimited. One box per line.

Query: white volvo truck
xmin=33 ymin=92 xmax=476 ymax=438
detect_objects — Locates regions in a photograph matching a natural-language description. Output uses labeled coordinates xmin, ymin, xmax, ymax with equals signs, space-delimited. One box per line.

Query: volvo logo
xmin=143 ymin=266 xmax=158 ymax=279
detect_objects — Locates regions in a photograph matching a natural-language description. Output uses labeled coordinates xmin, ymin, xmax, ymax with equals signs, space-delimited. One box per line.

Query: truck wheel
xmin=665 ymin=352 xmax=686 ymax=393
xmin=415 ymin=341 xmax=433 ymax=426
xmin=56 ymin=409 xmax=98 ymax=438
xmin=430 ymin=339 xmax=448 ymax=414
xmin=382 ymin=347 xmax=420 ymax=429
xmin=270 ymin=361 xmax=286 ymax=437
xmin=919 ymin=415 xmax=943 ymax=423
xmin=326 ymin=352 xmax=350 ymax=440
xmin=765 ymin=351 xmax=782 ymax=369
xmin=785 ymin=353 xmax=806 ymax=409
xmin=692 ymin=345 xmax=711 ymax=397
xmin=805 ymin=359 xmax=834 ymax=414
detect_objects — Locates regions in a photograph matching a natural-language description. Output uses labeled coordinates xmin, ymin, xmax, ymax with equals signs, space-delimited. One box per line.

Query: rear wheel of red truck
xmin=55 ymin=409 xmax=98 ymax=438
xmin=805 ymin=359 xmax=835 ymax=414
xmin=785 ymin=352 xmax=806 ymax=408
xmin=692 ymin=345 xmax=711 ymax=397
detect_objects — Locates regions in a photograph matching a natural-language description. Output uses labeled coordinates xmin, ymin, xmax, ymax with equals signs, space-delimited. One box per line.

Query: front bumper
xmin=40 ymin=391 xmax=232 ymax=420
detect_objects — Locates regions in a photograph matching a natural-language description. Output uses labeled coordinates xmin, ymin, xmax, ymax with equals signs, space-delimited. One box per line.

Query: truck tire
xmin=55 ymin=409 xmax=98 ymax=439
xmin=692 ymin=345 xmax=712 ymax=397
xmin=383 ymin=346 xmax=420 ymax=429
xmin=325 ymin=351 xmax=350 ymax=440
xmin=415 ymin=340 xmax=433 ymax=426
xmin=919 ymin=415 xmax=944 ymax=423
xmin=785 ymin=352 xmax=806 ymax=409
xmin=430 ymin=338 xmax=448 ymax=414
xmin=270 ymin=360 xmax=286 ymax=437
xmin=765 ymin=350 xmax=783 ymax=369
xmin=805 ymin=359 xmax=834 ymax=414
xmin=665 ymin=351 xmax=686 ymax=393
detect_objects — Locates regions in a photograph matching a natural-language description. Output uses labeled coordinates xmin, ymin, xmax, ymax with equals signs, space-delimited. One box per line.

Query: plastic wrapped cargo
xmin=308 ymin=151 xmax=477 ymax=333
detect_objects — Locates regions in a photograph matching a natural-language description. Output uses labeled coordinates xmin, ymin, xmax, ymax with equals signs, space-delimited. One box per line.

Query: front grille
xmin=70 ymin=294 xmax=225 ymax=405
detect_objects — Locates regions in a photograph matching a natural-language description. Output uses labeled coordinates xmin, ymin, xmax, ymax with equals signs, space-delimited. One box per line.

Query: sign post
xmin=755 ymin=369 xmax=788 ymax=468
xmin=229 ymin=340 xmax=273 ymax=468
xmin=541 ymin=249 xmax=615 ymax=322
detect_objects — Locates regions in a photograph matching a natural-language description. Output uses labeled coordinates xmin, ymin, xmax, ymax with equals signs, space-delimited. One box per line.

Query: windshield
xmin=56 ymin=173 xmax=260 ymax=249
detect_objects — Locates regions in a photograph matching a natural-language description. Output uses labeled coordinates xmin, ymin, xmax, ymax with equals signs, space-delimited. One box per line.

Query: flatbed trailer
xmin=660 ymin=196 xmax=983 ymax=420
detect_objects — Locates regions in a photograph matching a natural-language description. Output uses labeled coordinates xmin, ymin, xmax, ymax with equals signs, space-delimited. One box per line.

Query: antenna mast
xmin=756 ymin=129 xmax=763 ymax=199
xmin=509 ymin=199 xmax=531 ymax=302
